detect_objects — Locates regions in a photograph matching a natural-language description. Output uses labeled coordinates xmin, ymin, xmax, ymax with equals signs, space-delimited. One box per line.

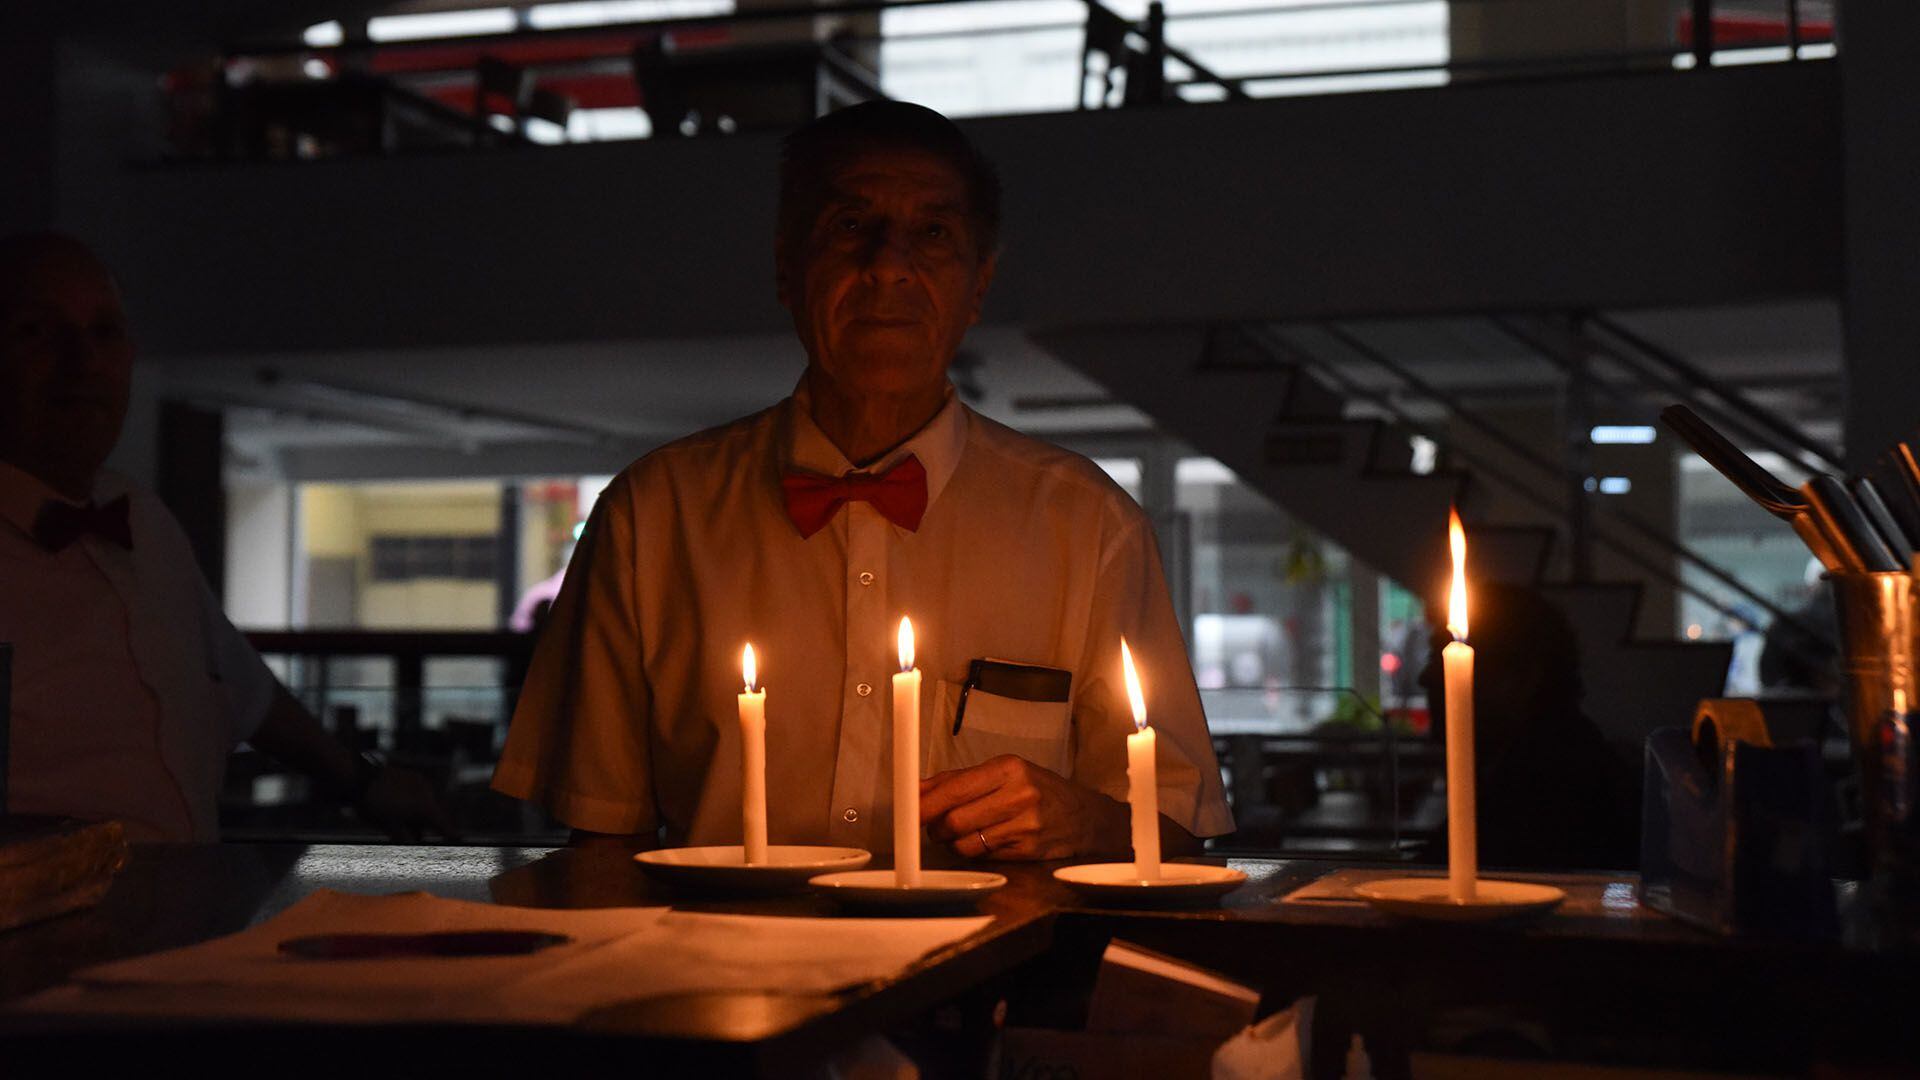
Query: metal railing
xmin=202 ymin=0 xmax=1837 ymax=159
xmin=1240 ymin=317 xmax=1836 ymax=650
xmin=1207 ymin=686 xmax=1435 ymax=856
xmin=1582 ymin=313 xmax=1841 ymax=476
xmin=249 ymin=629 xmax=533 ymax=749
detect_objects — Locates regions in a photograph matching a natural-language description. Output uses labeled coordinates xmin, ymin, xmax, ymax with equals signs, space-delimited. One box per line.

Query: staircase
xmin=1032 ymin=322 xmax=1734 ymax=755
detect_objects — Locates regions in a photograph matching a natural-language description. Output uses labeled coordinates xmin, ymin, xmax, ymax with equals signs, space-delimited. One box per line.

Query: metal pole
xmin=1144 ymin=1 xmax=1168 ymax=104
xmin=0 ymin=643 xmax=11 ymax=815
xmin=1692 ymin=0 xmax=1714 ymax=67
xmin=396 ymin=652 xmax=424 ymax=751
xmin=497 ymin=484 xmax=521 ymax=629
xmin=1565 ymin=316 xmax=1595 ymax=583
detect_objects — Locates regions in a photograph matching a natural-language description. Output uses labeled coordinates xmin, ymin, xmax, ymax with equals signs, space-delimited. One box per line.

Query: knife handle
xmin=1853 ymin=477 xmax=1917 ymax=564
xmin=1806 ymin=476 xmax=1901 ymax=573
xmin=1789 ymin=512 xmax=1847 ymax=573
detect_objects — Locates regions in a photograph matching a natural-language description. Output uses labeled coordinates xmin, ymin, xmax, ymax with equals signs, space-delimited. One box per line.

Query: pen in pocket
xmin=952 ymin=658 xmax=1072 ymax=735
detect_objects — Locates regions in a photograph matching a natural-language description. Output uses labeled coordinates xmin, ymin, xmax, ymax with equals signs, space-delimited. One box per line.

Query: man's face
xmin=0 ymin=258 xmax=134 ymax=482
xmin=778 ymin=148 xmax=996 ymax=400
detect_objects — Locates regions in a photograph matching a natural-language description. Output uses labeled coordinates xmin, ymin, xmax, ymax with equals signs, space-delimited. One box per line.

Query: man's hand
xmin=251 ymin=686 xmax=460 ymax=842
xmin=356 ymin=764 xmax=460 ymax=843
xmin=919 ymin=755 xmax=1130 ymax=861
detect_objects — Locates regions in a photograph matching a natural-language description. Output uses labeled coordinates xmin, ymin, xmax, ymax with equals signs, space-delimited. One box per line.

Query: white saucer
xmin=808 ymin=869 xmax=1007 ymax=909
xmin=1052 ymin=862 xmax=1248 ymax=906
xmin=1353 ymin=877 xmax=1567 ymax=922
xmin=634 ymin=846 xmax=871 ymax=892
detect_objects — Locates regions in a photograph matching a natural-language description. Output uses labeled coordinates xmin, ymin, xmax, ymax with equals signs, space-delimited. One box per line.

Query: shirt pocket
xmin=928 ymin=679 xmax=1074 ymax=778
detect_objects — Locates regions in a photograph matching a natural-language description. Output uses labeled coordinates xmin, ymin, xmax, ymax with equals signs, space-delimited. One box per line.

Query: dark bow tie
xmin=781 ymin=455 xmax=928 ymax=539
xmin=33 ymin=496 xmax=133 ymax=552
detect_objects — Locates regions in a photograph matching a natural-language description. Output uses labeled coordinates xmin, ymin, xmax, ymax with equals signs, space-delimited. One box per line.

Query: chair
xmin=524 ymin=87 xmax=576 ymax=138
xmin=473 ymin=55 xmax=533 ymax=145
xmin=632 ymin=33 xmax=881 ymax=138
xmin=1080 ymin=1 xmax=1171 ymax=110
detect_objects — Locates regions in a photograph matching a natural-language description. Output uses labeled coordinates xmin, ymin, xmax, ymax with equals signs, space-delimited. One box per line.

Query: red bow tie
xmin=33 ymin=495 xmax=133 ymax=552
xmin=782 ymin=455 xmax=928 ymax=538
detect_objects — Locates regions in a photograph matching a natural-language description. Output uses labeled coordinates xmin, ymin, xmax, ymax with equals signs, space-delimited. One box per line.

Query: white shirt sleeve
xmin=201 ymin=577 xmax=280 ymax=745
xmin=491 ymin=479 xmax=660 ymax=834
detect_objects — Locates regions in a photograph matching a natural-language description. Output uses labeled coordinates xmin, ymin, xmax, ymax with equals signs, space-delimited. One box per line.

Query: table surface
xmin=1 ymin=845 xmax=1913 ymax=1076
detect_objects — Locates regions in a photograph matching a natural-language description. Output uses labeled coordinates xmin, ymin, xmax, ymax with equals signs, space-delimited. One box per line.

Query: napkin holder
xmin=1638 ymin=701 xmax=1837 ymax=939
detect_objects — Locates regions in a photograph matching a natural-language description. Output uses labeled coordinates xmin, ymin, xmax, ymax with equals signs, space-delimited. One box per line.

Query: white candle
xmin=738 ymin=644 xmax=768 ymax=866
xmin=1443 ymin=509 xmax=1478 ymax=902
xmin=892 ymin=616 xmax=922 ymax=887
xmin=1121 ymin=639 xmax=1161 ymax=881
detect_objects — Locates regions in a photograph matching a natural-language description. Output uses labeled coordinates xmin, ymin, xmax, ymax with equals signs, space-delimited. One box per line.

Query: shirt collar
xmin=0 ymin=461 xmax=126 ymax=541
xmin=0 ymin=460 xmax=72 ymax=539
xmin=785 ymin=376 xmax=968 ymax=511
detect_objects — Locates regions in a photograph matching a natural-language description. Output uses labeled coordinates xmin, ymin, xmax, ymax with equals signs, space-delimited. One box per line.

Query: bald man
xmin=0 ymin=231 xmax=451 ymax=842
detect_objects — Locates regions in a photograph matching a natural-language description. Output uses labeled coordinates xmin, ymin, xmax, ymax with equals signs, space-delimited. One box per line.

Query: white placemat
xmin=12 ymin=889 xmax=991 ymax=1025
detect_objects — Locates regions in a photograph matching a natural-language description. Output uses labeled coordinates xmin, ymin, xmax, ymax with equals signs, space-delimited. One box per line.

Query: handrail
xmin=1584 ymin=313 xmax=1842 ymax=474
xmin=247 ymin=629 xmax=532 ymax=656
xmin=1085 ymin=0 xmax=1252 ymax=104
xmin=231 ymin=0 xmax=1832 ymax=89
xmin=1170 ymin=43 xmax=1824 ymax=93
xmin=1483 ymin=316 xmax=1646 ymax=418
xmin=248 ymin=630 xmax=533 ymax=739
xmin=1278 ymin=323 xmax=1824 ymax=644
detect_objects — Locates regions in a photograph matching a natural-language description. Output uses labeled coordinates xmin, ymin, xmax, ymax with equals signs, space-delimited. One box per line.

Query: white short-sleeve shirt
xmin=0 ymin=462 xmax=278 ymax=842
xmin=492 ymin=384 xmax=1234 ymax=849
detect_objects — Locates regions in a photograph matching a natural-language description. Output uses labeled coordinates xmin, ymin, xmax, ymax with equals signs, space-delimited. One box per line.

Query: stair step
xmin=1369 ymin=421 xmax=1418 ymax=472
xmin=1582 ymin=639 xmax=1733 ymax=753
xmin=1277 ymin=364 xmax=1348 ymax=420
xmin=1165 ymin=368 xmax=1293 ymax=442
xmin=1038 ymin=321 xmax=1732 ymax=772
xmin=1468 ymin=525 xmax=1554 ymax=586
xmin=1535 ymin=583 xmax=1642 ymax=648
xmin=1533 ymin=582 xmax=1732 ymax=753
xmin=1261 ymin=422 xmax=1375 ymax=469
xmin=1204 ymin=328 xmax=1346 ymax=420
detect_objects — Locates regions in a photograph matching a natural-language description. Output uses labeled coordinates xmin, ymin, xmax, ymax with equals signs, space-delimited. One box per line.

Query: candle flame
xmin=1447 ymin=507 xmax=1469 ymax=641
xmin=1121 ymin=638 xmax=1148 ymax=732
xmin=742 ymin=643 xmax=758 ymax=693
xmin=897 ymin=616 xmax=915 ymax=672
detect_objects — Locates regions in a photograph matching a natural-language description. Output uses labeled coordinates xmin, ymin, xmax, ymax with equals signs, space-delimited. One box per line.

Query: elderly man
xmin=0 ymin=231 xmax=450 ymax=842
xmin=494 ymin=102 xmax=1231 ymax=859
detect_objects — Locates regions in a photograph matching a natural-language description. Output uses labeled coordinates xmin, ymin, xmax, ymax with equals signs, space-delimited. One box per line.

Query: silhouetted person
xmin=1760 ymin=586 xmax=1839 ymax=695
xmin=1420 ymin=583 xmax=1637 ymax=870
xmin=1723 ymin=603 xmax=1764 ymax=697
xmin=0 ymin=231 xmax=452 ymax=841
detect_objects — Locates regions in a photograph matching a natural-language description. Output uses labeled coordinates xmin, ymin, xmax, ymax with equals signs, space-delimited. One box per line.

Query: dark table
xmin=1028 ymin=862 xmax=1920 ymax=1077
xmin=2 ymin=846 xmax=1915 ymax=1078
xmin=0 ymin=843 xmax=1054 ymax=1076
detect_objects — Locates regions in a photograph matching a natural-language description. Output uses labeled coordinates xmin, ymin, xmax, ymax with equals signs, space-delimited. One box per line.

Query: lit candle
xmin=892 ymin=617 xmax=922 ymax=887
xmin=1121 ymin=639 xmax=1161 ymax=881
xmin=1443 ymin=509 xmax=1478 ymax=902
xmin=738 ymin=644 xmax=768 ymax=866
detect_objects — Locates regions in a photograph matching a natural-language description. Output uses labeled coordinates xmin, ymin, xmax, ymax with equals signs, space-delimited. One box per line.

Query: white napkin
xmin=1211 ymin=997 xmax=1315 ymax=1080
xmin=13 ymin=889 xmax=990 ymax=1026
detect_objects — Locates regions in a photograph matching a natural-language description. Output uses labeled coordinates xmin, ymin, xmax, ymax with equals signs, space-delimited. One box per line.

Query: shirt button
xmin=858 ymin=571 xmax=875 ymax=586
xmin=856 ymin=682 xmax=873 ymax=697
xmin=843 ymin=808 xmax=860 ymax=823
